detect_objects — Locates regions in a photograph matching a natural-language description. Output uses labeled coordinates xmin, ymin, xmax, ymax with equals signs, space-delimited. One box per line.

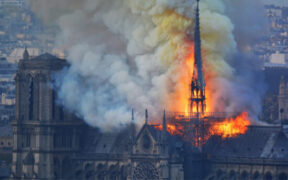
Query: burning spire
xmin=189 ymin=0 xmax=206 ymax=116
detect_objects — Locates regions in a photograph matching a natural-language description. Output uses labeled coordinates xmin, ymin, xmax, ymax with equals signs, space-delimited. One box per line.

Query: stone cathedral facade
xmin=10 ymin=51 xmax=288 ymax=180
xmin=10 ymin=51 xmax=84 ymax=179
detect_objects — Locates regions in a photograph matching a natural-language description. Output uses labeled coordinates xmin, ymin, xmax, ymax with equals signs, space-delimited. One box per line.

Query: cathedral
xmin=9 ymin=0 xmax=288 ymax=179
xmin=9 ymin=50 xmax=288 ymax=180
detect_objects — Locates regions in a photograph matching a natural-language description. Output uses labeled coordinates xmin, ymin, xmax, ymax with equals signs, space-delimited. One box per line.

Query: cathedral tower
xmin=11 ymin=53 xmax=83 ymax=179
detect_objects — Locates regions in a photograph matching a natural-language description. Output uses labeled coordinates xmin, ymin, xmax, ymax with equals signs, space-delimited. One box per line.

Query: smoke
xmin=28 ymin=0 xmax=267 ymax=131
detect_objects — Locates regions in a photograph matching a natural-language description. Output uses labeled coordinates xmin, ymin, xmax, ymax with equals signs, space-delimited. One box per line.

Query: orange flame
xmin=153 ymin=124 xmax=184 ymax=136
xmin=168 ymin=42 xmax=213 ymax=115
xmin=151 ymin=112 xmax=250 ymax=145
xmin=167 ymin=43 xmax=195 ymax=115
xmin=162 ymin=41 xmax=251 ymax=146
xmin=209 ymin=112 xmax=250 ymax=139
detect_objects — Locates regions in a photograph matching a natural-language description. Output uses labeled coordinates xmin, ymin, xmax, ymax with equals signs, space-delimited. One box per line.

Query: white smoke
xmin=28 ymin=0 xmax=267 ymax=131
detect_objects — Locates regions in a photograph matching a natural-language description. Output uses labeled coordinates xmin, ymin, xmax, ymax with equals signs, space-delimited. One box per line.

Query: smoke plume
xmin=28 ymin=0 xmax=267 ymax=131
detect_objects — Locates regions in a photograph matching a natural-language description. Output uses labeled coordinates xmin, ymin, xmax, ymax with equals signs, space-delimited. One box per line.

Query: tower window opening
xmin=29 ymin=80 xmax=34 ymax=120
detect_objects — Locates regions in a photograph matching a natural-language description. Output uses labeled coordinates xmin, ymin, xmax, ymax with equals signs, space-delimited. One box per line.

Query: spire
xmin=194 ymin=0 xmax=204 ymax=90
xmin=145 ymin=109 xmax=148 ymax=124
xmin=187 ymin=0 xmax=206 ymax=148
xmin=131 ymin=109 xmax=136 ymax=147
xmin=163 ymin=110 xmax=167 ymax=133
xmin=162 ymin=110 xmax=167 ymax=142
xmin=189 ymin=0 xmax=206 ymax=115
xmin=23 ymin=47 xmax=29 ymax=60
xmin=132 ymin=109 xmax=135 ymax=123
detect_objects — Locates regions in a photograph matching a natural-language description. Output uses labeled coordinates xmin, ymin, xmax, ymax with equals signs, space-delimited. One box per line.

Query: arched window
xmin=110 ymin=171 xmax=117 ymax=180
xmin=109 ymin=165 xmax=118 ymax=180
xmin=29 ymin=79 xmax=34 ymax=120
xmin=265 ymin=172 xmax=273 ymax=180
xmin=62 ymin=157 xmax=71 ymax=179
xmin=97 ymin=164 xmax=104 ymax=170
xmin=75 ymin=170 xmax=82 ymax=179
xmin=229 ymin=170 xmax=236 ymax=180
xmin=52 ymin=90 xmax=56 ymax=119
xmin=59 ymin=105 xmax=65 ymax=120
xmin=85 ymin=170 xmax=94 ymax=180
xmin=97 ymin=164 xmax=105 ymax=180
xmin=240 ymin=171 xmax=248 ymax=180
xmin=253 ymin=171 xmax=260 ymax=180
xmin=53 ymin=158 xmax=60 ymax=179
xmin=98 ymin=172 xmax=105 ymax=180
xmin=279 ymin=173 xmax=288 ymax=180
xmin=85 ymin=163 xmax=92 ymax=171
xmin=217 ymin=169 xmax=223 ymax=179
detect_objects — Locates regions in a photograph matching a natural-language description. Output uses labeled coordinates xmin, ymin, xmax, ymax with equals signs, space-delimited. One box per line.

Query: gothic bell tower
xmin=10 ymin=52 xmax=83 ymax=180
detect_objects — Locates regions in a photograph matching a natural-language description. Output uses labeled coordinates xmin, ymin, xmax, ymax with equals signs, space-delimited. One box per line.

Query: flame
xmin=167 ymin=42 xmax=214 ymax=115
xmin=210 ymin=112 xmax=250 ymax=139
xmin=151 ymin=112 xmax=250 ymax=146
xmin=156 ymin=12 xmax=251 ymax=145
xmin=153 ymin=123 xmax=183 ymax=136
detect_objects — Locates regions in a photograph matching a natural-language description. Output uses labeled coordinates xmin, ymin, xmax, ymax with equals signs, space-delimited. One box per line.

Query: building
xmin=0 ymin=0 xmax=26 ymax=8
xmin=10 ymin=50 xmax=84 ymax=179
xmin=261 ymin=63 xmax=288 ymax=123
xmin=9 ymin=1 xmax=288 ymax=179
xmin=9 ymin=50 xmax=288 ymax=179
xmin=7 ymin=48 xmax=40 ymax=64
xmin=9 ymin=30 xmax=288 ymax=180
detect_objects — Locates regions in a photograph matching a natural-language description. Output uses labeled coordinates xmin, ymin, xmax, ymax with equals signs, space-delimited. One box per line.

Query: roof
xmin=30 ymin=53 xmax=62 ymax=61
xmin=7 ymin=48 xmax=39 ymax=64
xmin=76 ymin=124 xmax=184 ymax=159
xmin=76 ymin=124 xmax=288 ymax=162
xmin=203 ymin=125 xmax=288 ymax=159
xmin=18 ymin=53 xmax=68 ymax=71
xmin=78 ymin=126 xmax=131 ymax=155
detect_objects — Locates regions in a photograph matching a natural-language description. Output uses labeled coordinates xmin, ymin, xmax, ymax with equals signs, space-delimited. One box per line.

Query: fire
xmin=210 ymin=112 xmax=250 ymax=139
xmin=153 ymin=123 xmax=183 ymax=136
xmin=162 ymin=6 xmax=251 ymax=145
xmin=167 ymin=43 xmax=213 ymax=115
xmin=151 ymin=112 xmax=250 ymax=145
xmin=167 ymin=44 xmax=195 ymax=115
